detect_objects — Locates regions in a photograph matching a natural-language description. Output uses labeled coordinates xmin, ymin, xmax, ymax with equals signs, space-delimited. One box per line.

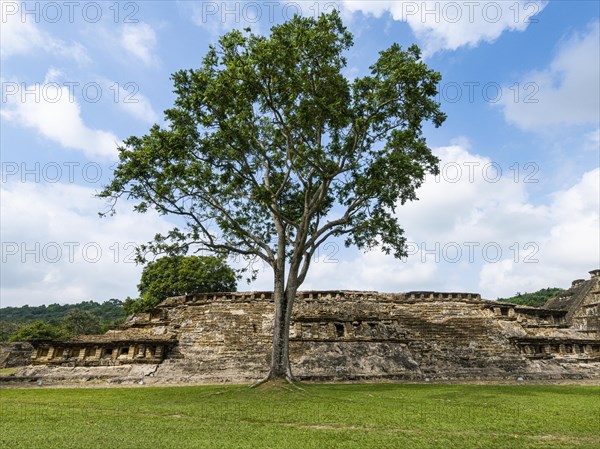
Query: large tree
xmin=99 ymin=11 xmax=445 ymax=382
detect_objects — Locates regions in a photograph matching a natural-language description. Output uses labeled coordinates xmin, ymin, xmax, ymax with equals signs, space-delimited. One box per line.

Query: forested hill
xmin=0 ymin=300 xmax=126 ymax=341
xmin=496 ymin=288 xmax=565 ymax=307
xmin=0 ymin=299 xmax=125 ymax=323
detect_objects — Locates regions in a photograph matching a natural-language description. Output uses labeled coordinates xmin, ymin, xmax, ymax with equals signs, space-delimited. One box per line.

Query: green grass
xmin=1 ymin=383 xmax=598 ymax=448
xmin=0 ymin=368 xmax=17 ymax=375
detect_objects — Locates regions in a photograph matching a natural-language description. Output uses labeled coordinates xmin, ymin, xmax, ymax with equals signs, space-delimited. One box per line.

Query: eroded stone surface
xmin=14 ymin=271 xmax=600 ymax=384
xmin=0 ymin=342 xmax=33 ymax=368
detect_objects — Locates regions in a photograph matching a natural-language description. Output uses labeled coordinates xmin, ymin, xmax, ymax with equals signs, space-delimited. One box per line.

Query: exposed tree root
xmin=250 ymin=367 xmax=300 ymax=389
xmin=250 ymin=376 xmax=272 ymax=388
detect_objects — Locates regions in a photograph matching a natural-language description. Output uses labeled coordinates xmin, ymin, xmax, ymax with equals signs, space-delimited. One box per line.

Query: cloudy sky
xmin=1 ymin=1 xmax=598 ymax=307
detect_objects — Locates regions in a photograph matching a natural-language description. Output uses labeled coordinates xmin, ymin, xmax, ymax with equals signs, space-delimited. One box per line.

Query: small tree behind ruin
xmin=124 ymin=255 xmax=237 ymax=314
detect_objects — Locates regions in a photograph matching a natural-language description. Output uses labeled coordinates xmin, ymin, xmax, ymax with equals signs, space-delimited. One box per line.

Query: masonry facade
xmin=18 ymin=270 xmax=600 ymax=383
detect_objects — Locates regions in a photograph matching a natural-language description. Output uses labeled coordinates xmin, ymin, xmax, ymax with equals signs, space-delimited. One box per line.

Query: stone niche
xmin=30 ymin=339 xmax=174 ymax=367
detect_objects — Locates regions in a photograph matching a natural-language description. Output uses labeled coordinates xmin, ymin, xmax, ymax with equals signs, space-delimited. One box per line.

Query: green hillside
xmin=0 ymin=299 xmax=126 ymax=341
xmin=497 ymin=288 xmax=565 ymax=307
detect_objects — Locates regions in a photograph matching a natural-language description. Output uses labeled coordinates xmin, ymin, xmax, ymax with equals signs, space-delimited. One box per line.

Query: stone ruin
xmin=8 ymin=270 xmax=600 ymax=384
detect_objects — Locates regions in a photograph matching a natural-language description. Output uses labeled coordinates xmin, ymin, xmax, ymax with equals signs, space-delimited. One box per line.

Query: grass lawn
xmin=0 ymin=383 xmax=598 ymax=448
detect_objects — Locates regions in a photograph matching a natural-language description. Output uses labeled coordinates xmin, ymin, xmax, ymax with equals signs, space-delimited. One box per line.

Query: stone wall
xmin=0 ymin=342 xmax=33 ymax=368
xmin=151 ymin=286 xmax=599 ymax=383
xmin=16 ymin=270 xmax=600 ymax=384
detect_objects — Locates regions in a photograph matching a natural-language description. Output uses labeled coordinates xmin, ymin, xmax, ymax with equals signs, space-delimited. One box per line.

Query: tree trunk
xmin=251 ymin=229 xmax=302 ymax=386
xmin=268 ymin=270 xmax=297 ymax=382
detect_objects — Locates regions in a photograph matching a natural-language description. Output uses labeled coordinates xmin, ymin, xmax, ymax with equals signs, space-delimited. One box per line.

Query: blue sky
xmin=1 ymin=1 xmax=599 ymax=307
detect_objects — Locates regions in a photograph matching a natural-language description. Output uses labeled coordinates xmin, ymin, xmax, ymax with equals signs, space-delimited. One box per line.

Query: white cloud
xmin=477 ymin=164 xmax=599 ymax=296
xmin=341 ymin=1 xmax=547 ymax=56
xmin=499 ymin=21 xmax=600 ymax=130
xmin=410 ymin=147 xmax=598 ymax=298
xmin=116 ymin=86 xmax=159 ymax=124
xmin=96 ymin=78 xmax=159 ymax=124
xmin=237 ymin=243 xmax=441 ymax=294
xmin=301 ymin=248 xmax=441 ymax=292
xmin=0 ymin=182 xmax=174 ymax=307
xmin=267 ymin=142 xmax=598 ymax=299
xmin=186 ymin=1 xmax=264 ymax=36
xmin=544 ymin=168 xmax=600 ymax=267
xmin=184 ymin=1 xmax=546 ymax=54
xmin=0 ymin=1 xmax=89 ymax=63
xmin=1 ymin=72 xmax=121 ymax=160
xmin=120 ymin=23 xmax=158 ymax=66
xmin=585 ymin=129 xmax=600 ymax=151
xmin=398 ymin=144 xmax=549 ymax=242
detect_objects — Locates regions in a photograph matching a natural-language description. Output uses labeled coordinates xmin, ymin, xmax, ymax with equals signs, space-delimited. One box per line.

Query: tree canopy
xmin=62 ymin=310 xmax=102 ymax=336
xmin=8 ymin=321 xmax=67 ymax=342
xmin=99 ymin=11 xmax=445 ymax=382
xmin=123 ymin=255 xmax=237 ymax=313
